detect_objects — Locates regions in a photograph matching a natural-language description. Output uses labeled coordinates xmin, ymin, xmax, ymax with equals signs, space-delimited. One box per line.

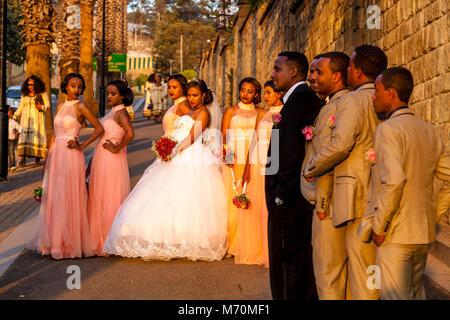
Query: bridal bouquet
xmin=230 ymin=170 xmax=250 ymax=209
xmin=151 ymin=136 xmax=178 ymax=161
xmin=33 ymin=186 xmax=42 ymax=202
xmin=233 ymin=193 xmax=250 ymax=209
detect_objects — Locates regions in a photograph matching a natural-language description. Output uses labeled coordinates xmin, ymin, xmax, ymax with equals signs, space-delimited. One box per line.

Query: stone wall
xmin=199 ymin=0 xmax=449 ymax=222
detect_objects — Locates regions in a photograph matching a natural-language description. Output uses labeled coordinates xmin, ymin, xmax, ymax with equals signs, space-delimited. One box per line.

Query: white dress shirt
xmin=283 ymin=81 xmax=306 ymax=104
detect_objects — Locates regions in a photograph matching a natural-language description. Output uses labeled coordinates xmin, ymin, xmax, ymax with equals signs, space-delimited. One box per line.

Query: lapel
xmin=313 ymin=88 xmax=349 ymax=127
xmin=280 ymin=83 xmax=306 ymax=118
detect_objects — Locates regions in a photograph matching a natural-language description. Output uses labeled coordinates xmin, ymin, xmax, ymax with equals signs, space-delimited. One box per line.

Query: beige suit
xmin=304 ymin=83 xmax=380 ymax=300
xmin=301 ymin=89 xmax=350 ymax=299
xmin=359 ymin=108 xmax=449 ymax=300
xmin=436 ymin=154 xmax=450 ymax=223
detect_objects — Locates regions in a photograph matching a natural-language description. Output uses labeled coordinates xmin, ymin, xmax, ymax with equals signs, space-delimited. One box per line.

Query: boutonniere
xmin=327 ymin=115 xmax=335 ymax=128
xmin=302 ymin=125 xmax=315 ymax=141
xmin=272 ymin=112 xmax=281 ymax=128
xmin=365 ymin=148 xmax=376 ymax=164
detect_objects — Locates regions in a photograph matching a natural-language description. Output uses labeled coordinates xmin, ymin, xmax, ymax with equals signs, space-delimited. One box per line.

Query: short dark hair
xmin=312 ymin=54 xmax=325 ymax=61
xmin=264 ymin=80 xmax=281 ymax=92
xmin=107 ymin=80 xmax=134 ymax=106
xmin=21 ymin=75 xmax=46 ymax=96
xmin=380 ymin=67 xmax=414 ymax=103
xmin=61 ymin=73 xmax=86 ymax=95
xmin=321 ymin=51 xmax=350 ymax=86
xmin=186 ymin=79 xmax=214 ymax=105
xmin=147 ymin=73 xmax=156 ymax=83
xmin=353 ymin=45 xmax=388 ymax=80
xmin=278 ymin=51 xmax=309 ymax=79
xmin=168 ymin=74 xmax=188 ymax=96
xmin=239 ymin=77 xmax=262 ymax=104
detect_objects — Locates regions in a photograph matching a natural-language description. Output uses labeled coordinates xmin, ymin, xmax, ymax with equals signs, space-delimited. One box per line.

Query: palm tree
xmin=56 ymin=0 xmax=81 ymax=104
xmin=19 ymin=0 xmax=56 ymax=139
xmin=80 ymin=0 xmax=98 ymax=115
xmin=94 ymin=0 xmax=128 ymax=95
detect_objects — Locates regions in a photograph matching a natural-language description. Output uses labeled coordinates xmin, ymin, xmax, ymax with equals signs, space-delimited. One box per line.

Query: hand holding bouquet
xmin=230 ymin=169 xmax=250 ymax=210
xmin=151 ymin=136 xmax=178 ymax=161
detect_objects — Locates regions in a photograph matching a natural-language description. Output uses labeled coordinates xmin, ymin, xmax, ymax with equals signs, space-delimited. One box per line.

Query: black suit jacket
xmin=265 ymin=83 xmax=322 ymax=212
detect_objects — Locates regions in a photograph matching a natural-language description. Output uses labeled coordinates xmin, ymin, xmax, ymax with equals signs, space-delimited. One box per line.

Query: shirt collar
xmin=283 ymin=81 xmax=306 ymax=104
xmin=353 ymin=81 xmax=375 ymax=91
xmin=327 ymin=88 xmax=348 ymax=102
xmin=387 ymin=106 xmax=409 ymax=119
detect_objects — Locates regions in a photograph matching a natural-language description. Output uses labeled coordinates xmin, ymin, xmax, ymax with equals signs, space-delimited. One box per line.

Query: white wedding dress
xmin=103 ymin=113 xmax=229 ymax=261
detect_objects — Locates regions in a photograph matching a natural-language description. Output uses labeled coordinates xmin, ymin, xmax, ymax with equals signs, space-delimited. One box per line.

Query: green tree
xmin=6 ymin=0 xmax=26 ymax=65
xmin=152 ymin=12 xmax=216 ymax=75
xmin=180 ymin=69 xmax=197 ymax=81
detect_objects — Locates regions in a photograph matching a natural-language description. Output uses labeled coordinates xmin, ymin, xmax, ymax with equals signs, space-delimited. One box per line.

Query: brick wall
xmin=199 ymin=0 xmax=449 ymax=222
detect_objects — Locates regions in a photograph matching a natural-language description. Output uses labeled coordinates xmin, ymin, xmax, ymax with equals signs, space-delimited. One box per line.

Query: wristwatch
xmin=275 ymin=197 xmax=283 ymax=206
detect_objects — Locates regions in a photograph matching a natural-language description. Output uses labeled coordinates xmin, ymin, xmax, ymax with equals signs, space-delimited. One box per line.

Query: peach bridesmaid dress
xmin=27 ymin=99 xmax=94 ymax=259
xmin=88 ymin=104 xmax=130 ymax=256
xmin=234 ymin=105 xmax=283 ymax=266
xmin=223 ymin=102 xmax=258 ymax=260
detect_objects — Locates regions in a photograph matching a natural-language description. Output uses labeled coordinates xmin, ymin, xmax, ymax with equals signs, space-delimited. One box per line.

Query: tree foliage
xmin=6 ymin=0 xmax=26 ymax=65
xmin=152 ymin=12 xmax=216 ymax=75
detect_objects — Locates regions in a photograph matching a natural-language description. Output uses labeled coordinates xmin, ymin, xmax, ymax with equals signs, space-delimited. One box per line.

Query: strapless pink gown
xmin=87 ymin=104 xmax=130 ymax=256
xmin=27 ymin=99 xmax=94 ymax=259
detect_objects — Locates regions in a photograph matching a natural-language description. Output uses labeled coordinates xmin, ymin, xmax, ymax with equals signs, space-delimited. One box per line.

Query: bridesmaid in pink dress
xmin=221 ymin=78 xmax=263 ymax=262
xmin=28 ymin=73 xmax=104 ymax=259
xmin=239 ymin=80 xmax=284 ymax=267
xmin=87 ymin=80 xmax=135 ymax=256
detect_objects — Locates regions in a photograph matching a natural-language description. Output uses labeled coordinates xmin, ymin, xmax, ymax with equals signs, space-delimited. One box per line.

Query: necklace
xmin=190 ymin=104 xmax=203 ymax=111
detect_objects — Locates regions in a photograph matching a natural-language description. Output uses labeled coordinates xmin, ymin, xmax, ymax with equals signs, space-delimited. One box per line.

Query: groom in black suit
xmin=265 ymin=52 xmax=322 ymax=300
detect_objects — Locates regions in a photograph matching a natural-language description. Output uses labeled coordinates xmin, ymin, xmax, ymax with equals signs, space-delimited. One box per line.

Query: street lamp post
xmin=0 ymin=0 xmax=8 ymax=181
xmin=98 ymin=0 xmax=106 ymax=117
xmin=169 ymin=59 xmax=174 ymax=75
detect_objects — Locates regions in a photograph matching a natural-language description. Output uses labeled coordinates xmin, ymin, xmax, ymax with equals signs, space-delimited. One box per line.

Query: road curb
xmin=0 ymin=208 xmax=39 ymax=278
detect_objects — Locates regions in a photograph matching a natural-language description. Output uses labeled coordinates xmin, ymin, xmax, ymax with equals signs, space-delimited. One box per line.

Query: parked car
xmin=6 ymin=86 xmax=22 ymax=112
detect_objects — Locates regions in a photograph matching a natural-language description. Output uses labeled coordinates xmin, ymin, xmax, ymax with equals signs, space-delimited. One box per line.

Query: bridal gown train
xmin=103 ymin=114 xmax=229 ymax=261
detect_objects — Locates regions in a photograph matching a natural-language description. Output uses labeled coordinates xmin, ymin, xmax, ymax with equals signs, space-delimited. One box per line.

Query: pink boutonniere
xmin=327 ymin=115 xmax=335 ymax=128
xmin=366 ymin=148 xmax=376 ymax=164
xmin=302 ymin=125 xmax=315 ymax=141
xmin=272 ymin=113 xmax=281 ymax=128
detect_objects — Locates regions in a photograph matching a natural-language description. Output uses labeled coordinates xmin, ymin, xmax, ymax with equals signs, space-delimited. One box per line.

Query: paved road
xmin=0 ymin=99 xmax=271 ymax=300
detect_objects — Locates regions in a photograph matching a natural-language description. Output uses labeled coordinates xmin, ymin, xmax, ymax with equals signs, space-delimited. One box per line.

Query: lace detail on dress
xmin=102 ymin=239 xmax=227 ymax=262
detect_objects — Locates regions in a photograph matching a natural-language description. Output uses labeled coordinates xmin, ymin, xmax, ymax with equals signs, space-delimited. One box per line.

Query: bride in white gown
xmin=103 ymin=76 xmax=228 ymax=261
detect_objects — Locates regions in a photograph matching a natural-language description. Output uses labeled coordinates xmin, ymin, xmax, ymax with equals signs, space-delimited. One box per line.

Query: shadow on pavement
xmin=0 ymin=249 xmax=271 ymax=300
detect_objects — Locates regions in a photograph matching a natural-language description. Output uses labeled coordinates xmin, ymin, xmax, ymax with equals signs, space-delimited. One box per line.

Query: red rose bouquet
xmin=230 ymin=170 xmax=250 ymax=210
xmin=151 ymin=136 xmax=178 ymax=161
xmin=233 ymin=192 xmax=250 ymax=209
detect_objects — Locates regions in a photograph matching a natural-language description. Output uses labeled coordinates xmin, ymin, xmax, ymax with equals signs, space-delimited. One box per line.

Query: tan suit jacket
xmin=436 ymin=154 xmax=450 ymax=223
xmin=360 ymin=108 xmax=448 ymax=244
xmin=301 ymin=89 xmax=350 ymax=215
xmin=304 ymin=83 xmax=381 ymax=226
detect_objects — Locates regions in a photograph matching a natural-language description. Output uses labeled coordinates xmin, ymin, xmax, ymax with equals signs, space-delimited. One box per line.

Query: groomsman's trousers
xmin=311 ymin=212 xmax=348 ymax=299
xmin=313 ymin=217 xmax=379 ymax=300
xmin=376 ymin=243 xmax=428 ymax=300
